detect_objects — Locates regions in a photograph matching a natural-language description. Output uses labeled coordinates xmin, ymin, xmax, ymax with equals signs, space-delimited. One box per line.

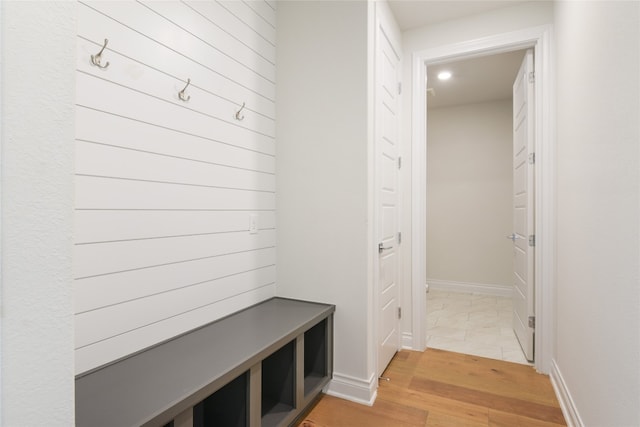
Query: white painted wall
xmin=554 ymin=1 xmax=640 ymax=425
xmin=75 ymin=0 xmax=277 ymax=374
xmin=426 ymin=100 xmax=513 ymax=290
xmin=276 ymin=0 xmax=377 ymax=404
xmin=399 ymin=0 xmax=554 ymax=344
xmin=1 ymin=1 xmax=76 ymax=425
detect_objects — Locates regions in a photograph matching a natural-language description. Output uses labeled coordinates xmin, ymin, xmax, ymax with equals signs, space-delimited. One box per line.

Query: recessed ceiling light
xmin=438 ymin=71 xmax=452 ymax=80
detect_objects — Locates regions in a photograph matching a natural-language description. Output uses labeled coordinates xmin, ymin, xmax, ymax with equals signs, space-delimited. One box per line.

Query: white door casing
xmin=511 ymin=49 xmax=535 ymax=362
xmin=375 ymin=17 xmax=401 ymax=377
xmin=411 ymin=25 xmax=555 ymax=374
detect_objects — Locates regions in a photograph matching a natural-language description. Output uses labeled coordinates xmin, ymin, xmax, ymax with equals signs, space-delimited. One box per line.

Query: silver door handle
xmin=378 ymin=242 xmax=393 ymax=254
xmin=506 ymin=233 xmax=523 ymax=242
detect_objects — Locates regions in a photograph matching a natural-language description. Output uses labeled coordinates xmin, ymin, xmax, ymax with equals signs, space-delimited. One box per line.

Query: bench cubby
xmin=193 ymin=371 xmax=248 ymax=427
xmin=75 ymin=297 xmax=334 ymax=427
xmin=304 ymin=318 xmax=329 ymax=397
xmin=261 ymin=341 xmax=295 ymax=426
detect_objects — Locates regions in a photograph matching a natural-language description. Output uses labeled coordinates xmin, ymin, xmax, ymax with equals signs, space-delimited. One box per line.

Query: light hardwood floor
xmin=297 ymin=349 xmax=566 ymax=426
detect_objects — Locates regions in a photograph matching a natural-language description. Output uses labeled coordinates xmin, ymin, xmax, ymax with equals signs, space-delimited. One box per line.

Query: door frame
xmin=410 ymin=25 xmax=555 ymax=373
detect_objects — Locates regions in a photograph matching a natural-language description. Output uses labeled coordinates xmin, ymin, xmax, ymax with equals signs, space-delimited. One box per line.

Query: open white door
xmin=375 ymin=16 xmax=401 ymax=376
xmin=511 ymin=49 xmax=535 ymax=362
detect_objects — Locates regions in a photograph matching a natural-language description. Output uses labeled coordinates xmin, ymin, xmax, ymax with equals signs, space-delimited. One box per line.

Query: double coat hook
xmin=235 ymin=102 xmax=246 ymax=121
xmin=91 ymin=38 xmax=110 ymax=69
xmin=178 ymin=78 xmax=191 ymax=101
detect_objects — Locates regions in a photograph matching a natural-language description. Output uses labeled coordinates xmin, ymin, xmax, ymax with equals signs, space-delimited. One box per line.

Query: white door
xmin=511 ymin=49 xmax=535 ymax=362
xmin=376 ymin=19 xmax=401 ymax=376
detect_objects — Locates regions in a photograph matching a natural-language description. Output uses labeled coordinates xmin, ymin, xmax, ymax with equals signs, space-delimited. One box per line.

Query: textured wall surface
xmin=1 ymin=1 xmax=76 ymax=425
xmin=555 ymin=1 xmax=640 ymax=425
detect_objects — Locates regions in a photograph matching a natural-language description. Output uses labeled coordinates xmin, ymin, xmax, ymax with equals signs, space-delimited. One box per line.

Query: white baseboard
xmin=401 ymin=332 xmax=413 ymax=349
xmin=550 ymin=359 xmax=584 ymax=427
xmin=325 ymin=372 xmax=377 ymax=406
xmin=427 ymin=278 xmax=512 ymax=298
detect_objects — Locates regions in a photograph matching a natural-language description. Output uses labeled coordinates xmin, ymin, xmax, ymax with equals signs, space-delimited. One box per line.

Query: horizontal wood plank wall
xmin=75 ymin=0 xmax=276 ymax=374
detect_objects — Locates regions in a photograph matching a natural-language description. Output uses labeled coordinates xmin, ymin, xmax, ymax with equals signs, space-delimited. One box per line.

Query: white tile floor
xmin=426 ymin=289 xmax=531 ymax=365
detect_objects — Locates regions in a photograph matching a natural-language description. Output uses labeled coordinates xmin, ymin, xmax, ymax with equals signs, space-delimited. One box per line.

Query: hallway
xmin=426 ymin=289 xmax=530 ymax=365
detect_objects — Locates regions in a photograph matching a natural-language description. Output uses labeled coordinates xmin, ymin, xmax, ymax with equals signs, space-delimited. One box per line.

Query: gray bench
xmin=76 ymin=297 xmax=335 ymax=427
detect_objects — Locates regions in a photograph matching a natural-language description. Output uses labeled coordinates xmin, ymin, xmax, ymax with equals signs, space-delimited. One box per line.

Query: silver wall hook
xmin=178 ymin=78 xmax=191 ymax=101
xmin=235 ymin=102 xmax=246 ymax=121
xmin=90 ymin=38 xmax=110 ymax=69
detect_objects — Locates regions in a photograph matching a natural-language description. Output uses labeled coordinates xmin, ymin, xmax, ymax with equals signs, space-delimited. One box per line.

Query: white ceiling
xmin=387 ymin=0 xmax=531 ymax=31
xmin=386 ymin=1 xmax=530 ymax=108
xmin=426 ymin=50 xmax=526 ymax=108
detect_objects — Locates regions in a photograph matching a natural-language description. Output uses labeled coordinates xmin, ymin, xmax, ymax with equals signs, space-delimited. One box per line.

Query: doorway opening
xmin=409 ymin=26 xmax=555 ymax=374
xmin=424 ymin=49 xmax=530 ymax=364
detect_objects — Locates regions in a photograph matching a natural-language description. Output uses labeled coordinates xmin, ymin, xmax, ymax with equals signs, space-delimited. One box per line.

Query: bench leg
xmin=173 ymin=407 xmax=193 ymax=427
xmin=250 ymin=363 xmax=262 ymax=427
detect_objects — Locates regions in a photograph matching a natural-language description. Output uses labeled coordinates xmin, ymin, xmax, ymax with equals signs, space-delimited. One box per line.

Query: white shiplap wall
xmin=75 ymin=0 xmax=276 ymax=374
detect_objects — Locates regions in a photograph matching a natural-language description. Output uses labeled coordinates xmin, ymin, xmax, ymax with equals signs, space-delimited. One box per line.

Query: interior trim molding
xmin=401 ymin=332 xmax=413 ymax=349
xmin=325 ymin=372 xmax=377 ymax=406
xmin=410 ymin=24 xmax=556 ymax=374
xmin=550 ymin=359 xmax=584 ymax=427
xmin=427 ymin=279 xmax=512 ymax=298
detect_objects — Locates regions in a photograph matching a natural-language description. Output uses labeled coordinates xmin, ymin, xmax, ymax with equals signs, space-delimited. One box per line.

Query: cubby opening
xmin=261 ymin=340 xmax=295 ymax=427
xmin=304 ymin=318 xmax=328 ymax=396
xmin=193 ymin=372 xmax=248 ymax=427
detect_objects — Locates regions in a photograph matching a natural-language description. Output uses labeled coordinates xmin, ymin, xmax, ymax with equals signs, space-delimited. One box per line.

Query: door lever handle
xmin=506 ymin=233 xmax=523 ymax=242
xmin=378 ymin=242 xmax=393 ymax=254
